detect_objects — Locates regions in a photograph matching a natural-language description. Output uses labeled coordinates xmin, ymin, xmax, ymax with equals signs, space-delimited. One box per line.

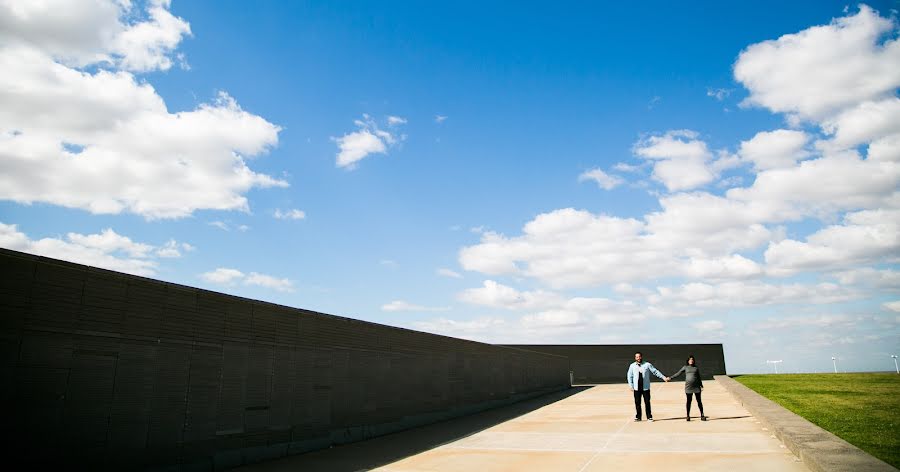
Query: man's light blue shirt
xmin=627 ymin=361 xmax=666 ymax=391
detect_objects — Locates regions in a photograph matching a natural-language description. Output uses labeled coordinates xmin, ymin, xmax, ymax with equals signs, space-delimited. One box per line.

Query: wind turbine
xmin=766 ymin=359 xmax=783 ymax=374
xmin=892 ymin=355 xmax=898 ymax=374
xmin=831 ymin=356 xmax=838 ymax=373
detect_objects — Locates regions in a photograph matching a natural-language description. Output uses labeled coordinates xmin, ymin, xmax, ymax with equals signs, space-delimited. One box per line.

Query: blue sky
xmin=1 ymin=0 xmax=898 ymax=374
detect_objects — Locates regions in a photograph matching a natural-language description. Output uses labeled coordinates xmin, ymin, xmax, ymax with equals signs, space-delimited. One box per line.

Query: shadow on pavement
xmin=651 ymin=415 xmax=752 ymax=422
xmin=235 ymin=386 xmax=592 ymax=472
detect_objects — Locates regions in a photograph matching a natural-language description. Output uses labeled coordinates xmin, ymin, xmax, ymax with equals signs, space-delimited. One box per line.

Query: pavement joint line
xmin=575 ymin=417 xmax=631 ymax=472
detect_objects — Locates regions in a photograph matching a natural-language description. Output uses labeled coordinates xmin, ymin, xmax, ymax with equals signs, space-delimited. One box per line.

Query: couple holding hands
xmin=626 ymin=351 xmax=707 ymax=422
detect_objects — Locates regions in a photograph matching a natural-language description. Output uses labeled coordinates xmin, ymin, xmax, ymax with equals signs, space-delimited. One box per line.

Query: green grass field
xmin=734 ymin=373 xmax=900 ymax=469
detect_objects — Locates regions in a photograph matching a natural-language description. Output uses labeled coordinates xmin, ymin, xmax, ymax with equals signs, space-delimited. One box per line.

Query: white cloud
xmin=0 ymin=222 xmax=186 ymax=276
xmin=458 ymin=280 xmax=563 ymax=310
xmin=412 ymin=317 xmax=506 ymax=342
xmin=749 ymin=314 xmax=858 ymax=331
xmin=633 ymin=130 xmax=716 ymax=191
xmin=821 ymin=98 xmax=900 ymax=152
xmin=334 ymin=114 xmax=403 ymax=169
xmin=693 ymin=319 xmax=724 ymax=333
xmin=0 ymin=0 xmax=191 ymax=72
xmin=833 ymin=268 xmax=900 ymax=289
xmin=435 ymin=115 xmax=447 ymax=123
xmin=381 ymin=300 xmax=450 ymax=312
xmin=764 ymin=209 xmax=900 ymax=276
xmin=706 ymin=88 xmax=733 ymax=101
xmin=521 ymin=310 xmax=586 ymax=329
xmin=457 ymin=281 xmax=642 ymax=331
xmin=734 ymin=5 xmax=900 ymax=123
xmin=244 ymin=272 xmax=294 ymax=292
xmin=613 ymin=162 xmax=642 ymax=173
xmin=460 ymin=209 xmax=656 ymax=287
xmin=274 ymin=208 xmax=306 ymax=220
xmin=739 ymin=129 xmax=810 ymax=170
xmin=0 ymin=5 xmax=285 ymax=219
xmin=726 ymin=152 xmax=900 ymax=220
xmin=883 ymin=301 xmax=900 ymax=312
xmin=682 ymin=255 xmax=763 ymax=280
xmin=200 ymin=268 xmax=244 ymax=285
xmin=200 ymin=267 xmax=294 ymax=292
xmin=437 ymin=268 xmax=462 ymax=278
xmin=578 ymin=168 xmax=625 ymax=190
xmin=650 ymin=281 xmax=859 ymax=309
xmin=155 ymin=239 xmax=192 ymax=258
xmin=387 ymin=115 xmax=407 ymax=126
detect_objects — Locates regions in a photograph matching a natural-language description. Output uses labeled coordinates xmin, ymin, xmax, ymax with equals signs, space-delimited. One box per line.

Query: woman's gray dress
xmin=670 ymin=365 xmax=703 ymax=393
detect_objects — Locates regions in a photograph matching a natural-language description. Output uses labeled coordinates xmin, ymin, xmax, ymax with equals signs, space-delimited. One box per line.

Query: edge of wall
xmin=714 ymin=375 xmax=896 ymax=472
xmin=0 ymin=247 xmax=570 ymax=360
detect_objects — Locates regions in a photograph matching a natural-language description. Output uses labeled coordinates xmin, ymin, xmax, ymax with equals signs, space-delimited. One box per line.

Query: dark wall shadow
xmin=234 ymin=386 xmax=592 ymax=472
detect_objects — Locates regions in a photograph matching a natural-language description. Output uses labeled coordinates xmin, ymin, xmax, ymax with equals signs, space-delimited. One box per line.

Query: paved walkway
xmin=375 ymin=380 xmax=808 ymax=472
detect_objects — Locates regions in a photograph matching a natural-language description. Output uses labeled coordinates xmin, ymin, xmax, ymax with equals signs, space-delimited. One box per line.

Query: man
xmin=626 ymin=351 xmax=669 ymax=421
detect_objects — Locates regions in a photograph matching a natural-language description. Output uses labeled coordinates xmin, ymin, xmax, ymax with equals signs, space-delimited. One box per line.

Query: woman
xmin=669 ymin=355 xmax=707 ymax=421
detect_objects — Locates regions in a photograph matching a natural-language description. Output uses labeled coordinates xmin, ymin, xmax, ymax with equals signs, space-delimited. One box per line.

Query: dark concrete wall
xmin=0 ymin=249 xmax=570 ymax=470
xmin=502 ymin=344 xmax=727 ymax=384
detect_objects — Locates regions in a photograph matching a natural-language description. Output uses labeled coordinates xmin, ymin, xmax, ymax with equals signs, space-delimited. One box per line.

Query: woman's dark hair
xmin=687 ymin=355 xmax=696 ymax=365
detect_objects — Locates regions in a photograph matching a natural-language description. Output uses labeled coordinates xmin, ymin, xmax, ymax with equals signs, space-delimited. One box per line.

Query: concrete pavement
xmin=376 ymin=380 xmax=808 ymax=472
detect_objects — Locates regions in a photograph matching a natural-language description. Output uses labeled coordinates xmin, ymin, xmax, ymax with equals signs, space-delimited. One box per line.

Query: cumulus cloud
xmin=457 ymin=280 xmax=642 ymax=330
xmin=734 ymin=5 xmax=900 ymax=123
xmin=739 ymin=129 xmax=810 ymax=170
xmin=200 ymin=267 xmax=294 ymax=292
xmin=578 ymin=168 xmax=625 ymax=190
xmin=434 ymin=115 xmax=447 ymax=123
xmin=458 ymin=280 xmax=563 ymax=310
xmin=764 ymin=209 xmax=900 ymax=276
xmin=273 ymin=208 xmax=306 ymax=220
xmin=0 ymin=222 xmax=188 ymax=276
xmin=0 ymin=1 xmax=285 ymax=219
xmin=833 ymin=268 xmax=900 ymax=289
xmin=682 ymin=255 xmax=763 ymax=280
xmin=334 ymin=114 xmax=404 ymax=169
xmin=650 ymin=281 xmax=859 ymax=309
xmin=633 ymin=130 xmax=716 ymax=191
xmin=0 ymin=0 xmax=192 ymax=72
xmin=381 ymin=300 xmax=450 ymax=312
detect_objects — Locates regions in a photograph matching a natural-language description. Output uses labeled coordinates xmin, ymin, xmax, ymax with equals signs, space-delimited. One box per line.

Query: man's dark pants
xmin=633 ymin=389 xmax=651 ymax=419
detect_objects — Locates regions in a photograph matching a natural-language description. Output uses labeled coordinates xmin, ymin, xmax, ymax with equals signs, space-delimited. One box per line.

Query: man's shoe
xmin=634 ymin=417 xmax=641 ymax=422
xmin=647 ymin=417 xmax=654 ymax=422
xmin=701 ymin=416 xmax=708 ymax=421
xmin=686 ymin=416 xmax=691 ymax=421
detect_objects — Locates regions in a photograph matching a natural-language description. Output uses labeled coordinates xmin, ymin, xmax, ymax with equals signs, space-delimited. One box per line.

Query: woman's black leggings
xmin=686 ymin=392 xmax=704 ymax=416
